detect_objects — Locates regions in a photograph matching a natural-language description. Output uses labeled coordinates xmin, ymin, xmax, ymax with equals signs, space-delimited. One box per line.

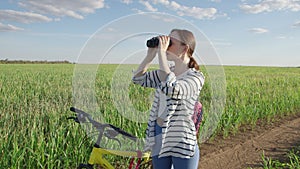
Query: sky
xmin=0 ymin=0 xmax=299 ymax=66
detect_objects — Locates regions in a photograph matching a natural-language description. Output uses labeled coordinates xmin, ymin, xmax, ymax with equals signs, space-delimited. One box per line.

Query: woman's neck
xmin=173 ymin=58 xmax=189 ymax=76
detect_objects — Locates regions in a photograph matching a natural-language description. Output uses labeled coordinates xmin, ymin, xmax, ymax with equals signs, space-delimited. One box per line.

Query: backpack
xmin=192 ymin=101 xmax=203 ymax=135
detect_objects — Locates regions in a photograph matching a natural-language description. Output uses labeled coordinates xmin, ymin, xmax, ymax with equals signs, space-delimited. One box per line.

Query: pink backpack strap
xmin=193 ymin=101 xmax=203 ymax=134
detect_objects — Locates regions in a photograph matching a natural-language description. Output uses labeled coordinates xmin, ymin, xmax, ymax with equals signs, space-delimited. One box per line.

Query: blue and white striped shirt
xmin=132 ymin=68 xmax=205 ymax=158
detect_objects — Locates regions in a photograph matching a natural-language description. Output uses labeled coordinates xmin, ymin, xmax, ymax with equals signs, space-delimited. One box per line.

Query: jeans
xmin=151 ymin=123 xmax=200 ymax=169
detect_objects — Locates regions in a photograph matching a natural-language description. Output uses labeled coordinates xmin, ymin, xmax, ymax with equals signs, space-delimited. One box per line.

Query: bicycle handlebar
xmin=69 ymin=107 xmax=137 ymax=142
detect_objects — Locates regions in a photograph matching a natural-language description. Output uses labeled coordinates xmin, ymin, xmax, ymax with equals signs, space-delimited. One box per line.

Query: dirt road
xmin=198 ymin=113 xmax=300 ymax=169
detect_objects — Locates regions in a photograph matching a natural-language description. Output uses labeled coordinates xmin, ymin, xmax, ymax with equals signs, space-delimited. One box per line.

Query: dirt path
xmin=198 ymin=112 xmax=300 ymax=169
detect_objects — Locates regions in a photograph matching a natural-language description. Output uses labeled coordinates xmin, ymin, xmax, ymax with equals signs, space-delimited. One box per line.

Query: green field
xmin=1 ymin=64 xmax=299 ymax=168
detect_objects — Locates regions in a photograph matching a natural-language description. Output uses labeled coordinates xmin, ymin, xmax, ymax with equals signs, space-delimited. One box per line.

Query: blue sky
xmin=0 ymin=0 xmax=299 ymax=66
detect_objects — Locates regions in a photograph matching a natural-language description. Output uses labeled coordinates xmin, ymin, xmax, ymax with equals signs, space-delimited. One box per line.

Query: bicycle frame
xmin=68 ymin=107 xmax=151 ymax=169
xmin=79 ymin=144 xmax=151 ymax=169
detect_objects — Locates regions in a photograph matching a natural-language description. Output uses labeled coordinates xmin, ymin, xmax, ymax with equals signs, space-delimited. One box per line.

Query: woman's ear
xmin=183 ymin=44 xmax=189 ymax=54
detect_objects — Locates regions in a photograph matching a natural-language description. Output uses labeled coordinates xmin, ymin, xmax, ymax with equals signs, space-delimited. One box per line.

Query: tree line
xmin=0 ymin=59 xmax=73 ymax=64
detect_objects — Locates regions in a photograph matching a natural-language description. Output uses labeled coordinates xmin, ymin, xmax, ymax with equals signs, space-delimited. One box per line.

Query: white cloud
xmin=156 ymin=0 xmax=220 ymax=20
xmin=0 ymin=22 xmax=24 ymax=31
xmin=170 ymin=1 xmax=181 ymax=10
xmin=177 ymin=5 xmax=218 ymax=19
xmin=127 ymin=0 xmax=222 ymax=20
xmin=107 ymin=27 xmax=117 ymax=32
xmin=276 ymin=35 xmax=287 ymax=39
xmin=132 ymin=8 xmax=144 ymax=14
xmin=121 ymin=0 xmax=133 ymax=5
xmin=248 ymin=28 xmax=269 ymax=34
xmin=150 ymin=14 xmax=177 ymax=22
xmin=152 ymin=0 xmax=170 ymax=6
xmin=292 ymin=21 xmax=300 ymax=28
xmin=240 ymin=0 xmax=300 ymax=14
xmin=0 ymin=9 xmax=52 ymax=23
xmin=139 ymin=1 xmax=158 ymax=12
xmin=18 ymin=0 xmax=105 ymax=20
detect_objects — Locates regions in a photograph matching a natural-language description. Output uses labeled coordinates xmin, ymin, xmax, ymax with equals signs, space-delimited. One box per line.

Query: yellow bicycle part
xmin=87 ymin=146 xmax=151 ymax=169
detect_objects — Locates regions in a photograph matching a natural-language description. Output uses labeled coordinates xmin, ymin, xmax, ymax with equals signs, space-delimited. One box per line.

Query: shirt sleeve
xmin=132 ymin=70 xmax=161 ymax=88
xmin=159 ymin=71 xmax=205 ymax=99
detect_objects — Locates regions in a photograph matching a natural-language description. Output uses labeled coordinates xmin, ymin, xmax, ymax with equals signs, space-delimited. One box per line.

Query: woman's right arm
xmin=132 ymin=48 xmax=162 ymax=88
xmin=133 ymin=48 xmax=157 ymax=77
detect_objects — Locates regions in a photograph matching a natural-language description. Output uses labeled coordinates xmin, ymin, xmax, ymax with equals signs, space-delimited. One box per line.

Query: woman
xmin=132 ymin=29 xmax=205 ymax=169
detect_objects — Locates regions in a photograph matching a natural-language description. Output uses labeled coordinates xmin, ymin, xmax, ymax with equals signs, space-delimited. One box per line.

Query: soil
xmin=198 ymin=112 xmax=300 ymax=169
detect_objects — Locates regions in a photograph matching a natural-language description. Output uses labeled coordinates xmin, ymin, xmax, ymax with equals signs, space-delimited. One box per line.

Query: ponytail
xmin=188 ymin=57 xmax=199 ymax=70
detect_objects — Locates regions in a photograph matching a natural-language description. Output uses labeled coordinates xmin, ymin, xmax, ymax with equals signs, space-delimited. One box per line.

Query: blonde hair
xmin=171 ymin=29 xmax=199 ymax=70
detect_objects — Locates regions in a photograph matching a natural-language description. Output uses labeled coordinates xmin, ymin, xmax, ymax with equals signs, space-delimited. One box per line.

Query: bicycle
xmin=67 ymin=107 xmax=152 ymax=169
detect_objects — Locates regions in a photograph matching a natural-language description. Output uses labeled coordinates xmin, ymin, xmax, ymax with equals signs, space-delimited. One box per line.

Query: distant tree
xmin=0 ymin=59 xmax=73 ymax=64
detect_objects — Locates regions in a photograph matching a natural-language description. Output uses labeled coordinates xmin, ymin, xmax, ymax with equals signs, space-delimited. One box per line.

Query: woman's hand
xmin=158 ymin=35 xmax=170 ymax=52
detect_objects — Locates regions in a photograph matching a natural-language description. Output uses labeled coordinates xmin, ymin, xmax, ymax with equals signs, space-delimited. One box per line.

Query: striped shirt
xmin=132 ymin=68 xmax=205 ymax=158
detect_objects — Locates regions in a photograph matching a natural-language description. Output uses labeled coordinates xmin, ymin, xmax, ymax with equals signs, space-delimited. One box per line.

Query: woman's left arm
xmin=157 ymin=35 xmax=171 ymax=81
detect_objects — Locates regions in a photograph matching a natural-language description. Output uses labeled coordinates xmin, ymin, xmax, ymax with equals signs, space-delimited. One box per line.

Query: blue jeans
xmin=151 ymin=123 xmax=200 ymax=169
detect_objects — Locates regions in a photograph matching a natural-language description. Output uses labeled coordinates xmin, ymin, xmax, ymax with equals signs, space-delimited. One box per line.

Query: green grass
xmin=0 ymin=64 xmax=299 ymax=168
xmin=221 ymin=66 xmax=300 ymax=136
xmin=262 ymin=146 xmax=300 ymax=169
